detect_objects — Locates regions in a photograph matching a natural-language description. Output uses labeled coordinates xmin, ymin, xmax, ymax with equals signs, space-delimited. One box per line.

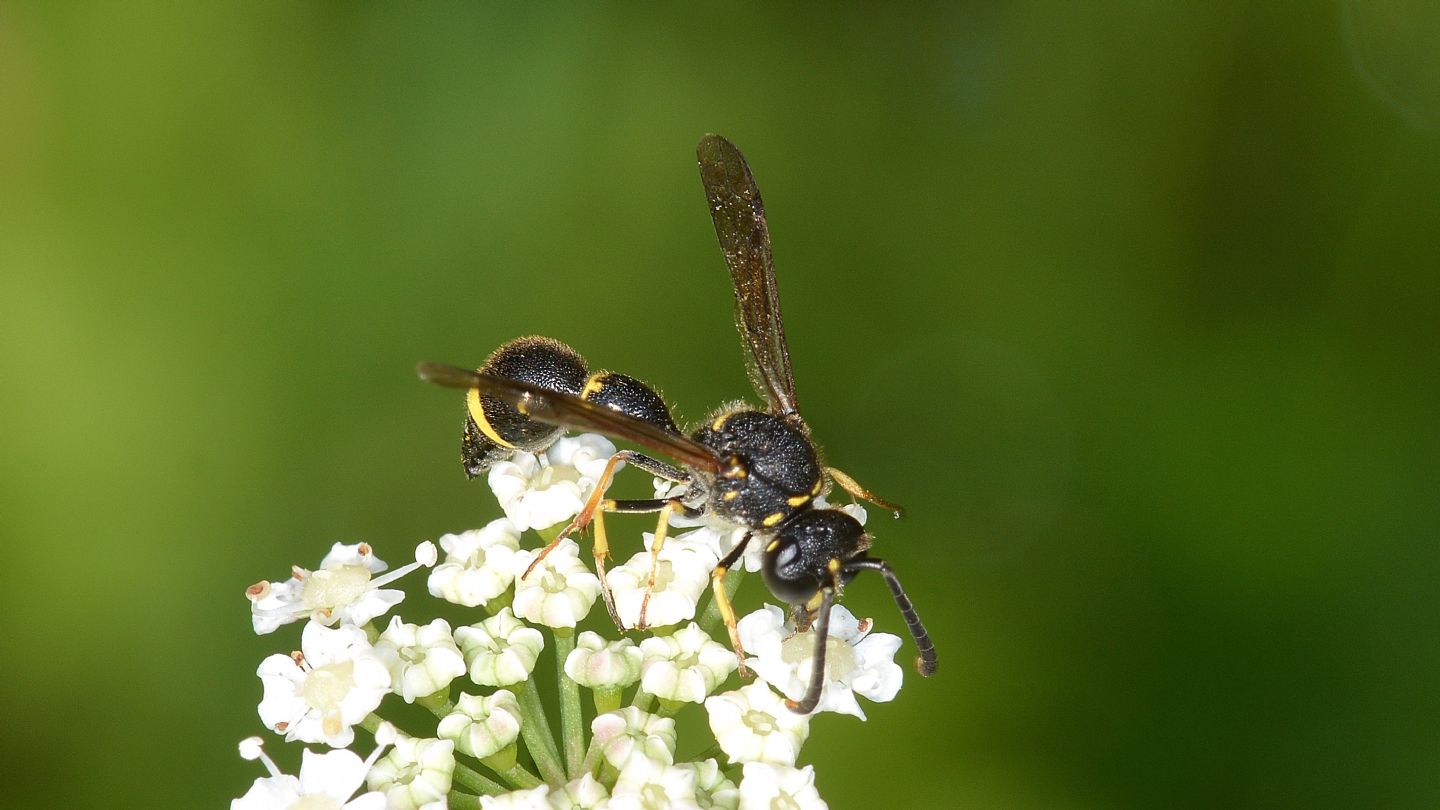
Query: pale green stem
xmin=553 ymin=628 xmax=586 ymax=777
xmin=492 ymin=762 xmax=543 ymax=790
xmin=592 ymin=686 xmax=622 ymax=716
xmin=448 ymin=790 xmax=482 ymax=809
xmin=359 ymin=714 xmax=504 ymax=796
xmin=630 ymin=688 xmax=655 ymax=713
xmin=516 ymin=679 xmax=567 ymax=785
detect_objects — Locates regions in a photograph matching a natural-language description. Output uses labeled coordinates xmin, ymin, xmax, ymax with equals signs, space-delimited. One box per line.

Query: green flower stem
xmin=553 ymin=628 xmax=586 ymax=777
xmin=451 ymin=760 xmax=508 ymax=797
xmin=656 ymin=697 xmax=687 ymax=717
xmin=359 ymin=714 xmax=504 ymax=796
xmin=698 ymin=567 xmax=746 ymax=636
xmin=578 ymin=734 xmax=604 ymax=779
xmin=492 ymin=762 xmax=543 ymax=790
xmin=630 ymin=688 xmax=655 ymax=713
xmin=448 ymin=790 xmax=482 ymax=809
xmin=592 ymin=686 xmax=622 ymax=715
xmin=516 ymin=679 xmax=567 ymax=785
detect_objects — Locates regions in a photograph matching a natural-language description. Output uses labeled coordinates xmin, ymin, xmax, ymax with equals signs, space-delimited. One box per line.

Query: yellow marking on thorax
xmin=811 ymin=478 xmax=824 ymax=495
xmin=722 ymin=491 xmax=739 ymax=502
xmin=467 ymin=388 xmax=516 ymax=449
xmin=786 ymin=493 xmax=810 ymax=507
xmin=762 ymin=512 xmax=785 ymax=527
xmin=827 ymin=558 xmax=841 ymax=575
xmin=766 ymin=539 xmax=780 ymax=552
xmin=711 ymin=414 xmax=728 ymax=431
xmin=581 ymin=374 xmax=606 ymax=400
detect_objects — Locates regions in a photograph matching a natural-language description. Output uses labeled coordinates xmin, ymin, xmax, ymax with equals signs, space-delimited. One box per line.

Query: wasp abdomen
xmin=582 ymin=372 xmax=680 ymax=435
xmin=461 ymin=336 xmax=589 ymax=477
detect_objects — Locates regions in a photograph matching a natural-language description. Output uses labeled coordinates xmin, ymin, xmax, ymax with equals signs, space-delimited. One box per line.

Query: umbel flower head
xmin=235 ymin=433 xmax=923 ymax=809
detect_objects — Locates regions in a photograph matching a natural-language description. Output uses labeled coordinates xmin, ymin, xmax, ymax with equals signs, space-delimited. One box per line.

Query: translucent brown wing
xmin=697 ymin=134 xmax=800 ymax=418
xmin=417 ymin=362 xmax=722 ymax=473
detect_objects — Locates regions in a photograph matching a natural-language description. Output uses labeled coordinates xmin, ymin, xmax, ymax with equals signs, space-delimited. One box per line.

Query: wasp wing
xmin=417 ymin=362 xmax=722 ymax=473
xmin=697 ymin=134 xmax=801 ymax=419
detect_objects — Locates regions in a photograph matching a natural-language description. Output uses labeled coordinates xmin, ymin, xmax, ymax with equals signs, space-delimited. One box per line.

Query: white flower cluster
xmin=235 ymin=433 xmax=908 ymax=809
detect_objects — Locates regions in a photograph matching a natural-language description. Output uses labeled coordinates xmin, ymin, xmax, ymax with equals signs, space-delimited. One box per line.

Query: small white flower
xmin=512 ymin=539 xmax=602 ymax=629
xmin=231 ymin=731 xmax=391 ymax=810
xmin=365 ymin=734 xmax=455 ymax=810
xmin=686 ymin=759 xmax=739 ymax=810
xmin=589 ymin=707 xmax=677 ymax=770
xmin=609 ymin=533 xmax=718 ymax=629
xmin=247 ymin=541 xmax=437 ymax=634
xmin=437 ymin=690 xmax=522 ymax=760
xmin=373 ymin=616 xmax=468 ymax=703
xmin=639 ymin=622 xmax=737 ymax=703
xmin=704 ymin=682 xmax=810 ymax=766
xmin=481 ymin=785 xmax=552 ymax=810
xmin=455 ymin=608 xmax=545 ymax=687
xmin=737 ymin=763 xmax=826 ymax=810
xmin=548 ymin=774 xmax=609 ymax=810
xmin=257 ymin=622 xmax=392 ymax=748
xmin=563 ymin=632 xmax=643 ymax=690
xmin=607 ymin=755 xmax=701 ymax=810
xmin=738 ymin=604 xmax=902 ymax=720
xmin=489 ymin=434 xmax=616 ymax=531
xmin=428 ymin=519 xmax=522 ymax=607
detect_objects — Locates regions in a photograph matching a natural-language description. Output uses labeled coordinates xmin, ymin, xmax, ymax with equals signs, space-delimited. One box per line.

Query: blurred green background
xmin=3 ymin=3 xmax=1438 ymax=807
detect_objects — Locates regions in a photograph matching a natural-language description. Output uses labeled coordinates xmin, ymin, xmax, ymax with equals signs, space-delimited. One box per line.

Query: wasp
xmin=420 ymin=134 xmax=937 ymax=713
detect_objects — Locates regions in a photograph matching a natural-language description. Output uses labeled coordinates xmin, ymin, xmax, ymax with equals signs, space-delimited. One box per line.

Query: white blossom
xmin=704 ymin=682 xmax=810 ymax=766
xmin=373 ymin=616 xmax=468 ymax=703
xmin=737 ymin=603 xmax=902 ymax=720
xmin=606 ymin=755 xmax=701 ymax=810
xmin=428 ymin=520 xmax=522 ymax=607
xmin=481 ymin=785 xmax=552 ymax=810
xmin=365 ymin=734 xmax=455 ymax=810
xmin=548 ymin=774 xmax=609 ymax=810
xmin=257 ymin=622 xmax=391 ymax=748
xmin=231 ymin=730 xmax=392 ymax=810
xmin=512 ymin=539 xmax=602 ymax=629
xmin=589 ymin=707 xmax=677 ymax=770
xmin=737 ymin=763 xmax=826 ymax=810
xmin=563 ymin=632 xmax=643 ymax=691
xmin=609 ymin=532 xmax=718 ymax=629
xmin=639 ymin=622 xmax=737 ymax=703
xmin=489 ymin=434 xmax=616 ymax=531
xmin=437 ymin=690 xmax=522 ymax=760
xmin=686 ymin=759 xmax=739 ymax=810
xmin=455 ymin=608 xmax=545 ymax=687
xmin=247 ymin=541 xmax=437 ymax=634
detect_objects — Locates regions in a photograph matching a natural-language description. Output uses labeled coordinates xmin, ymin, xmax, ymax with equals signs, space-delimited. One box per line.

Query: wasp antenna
xmin=845 ymin=557 xmax=937 ymax=677
xmin=785 ymin=587 xmax=837 ymax=714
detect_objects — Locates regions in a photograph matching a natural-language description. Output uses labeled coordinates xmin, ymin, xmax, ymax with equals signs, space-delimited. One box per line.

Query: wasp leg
xmin=786 ymin=586 xmax=837 ymax=714
xmin=825 ymin=466 xmax=905 ymax=518
xmin=594 ymin=496 xmax=697 ymax=631
xmin=636 ymin=498 xmax=688 ymax=629
xmin=844 ymin=557 xmax=937 ymax=676
xmin=523 ymin=450 xmax=690 ymax=579
xmin=710 ymin=532 xmax=754 ymax=678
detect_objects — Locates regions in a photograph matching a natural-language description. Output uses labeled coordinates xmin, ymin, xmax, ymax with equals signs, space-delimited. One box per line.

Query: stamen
xmin=369 ymin=541 xmax=438 ymax=589
xmin=237 ymin=737 xmax=282 ymax=778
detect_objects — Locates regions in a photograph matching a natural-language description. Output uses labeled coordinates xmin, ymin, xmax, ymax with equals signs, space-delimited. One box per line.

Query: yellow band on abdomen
xmin=467 ymin=388 xmax=516 ymax=449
